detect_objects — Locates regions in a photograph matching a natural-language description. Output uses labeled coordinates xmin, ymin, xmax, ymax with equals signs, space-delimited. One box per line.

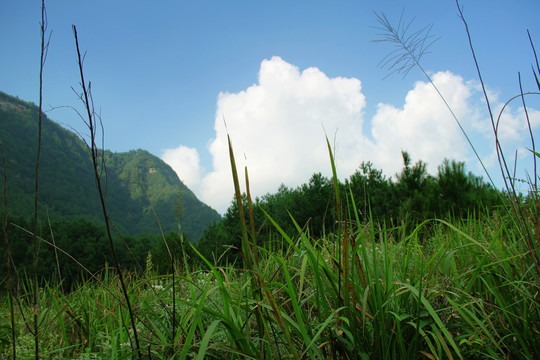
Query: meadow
xmin=1 ymin=166 xmax=539 ymax=359
xmin=2 ymin=1 xmax=540 ymax=359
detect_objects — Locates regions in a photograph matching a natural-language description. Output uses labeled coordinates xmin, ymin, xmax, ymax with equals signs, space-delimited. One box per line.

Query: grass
xmin=1 ymin=200 xmax=539 ymax=359
xmin=2 ymin=132 xmax=539 ymax=360
xmin=2 ymin=1 xmax=539 ymax=358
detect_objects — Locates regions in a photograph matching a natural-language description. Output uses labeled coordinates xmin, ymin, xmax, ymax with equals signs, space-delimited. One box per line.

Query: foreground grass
xmin=1 ymin=208 xmax=539 ymax=359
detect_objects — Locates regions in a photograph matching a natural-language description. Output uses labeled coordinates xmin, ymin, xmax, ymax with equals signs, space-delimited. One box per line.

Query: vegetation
xmin=1 ymin=145 xmax=538 ymax=359
xmin=1 ymin=216 xmax=196 ymax=288
xmin=198 ymin=153 xmax=501 ymax=264
xmin=1 ymin=1 xmax=540 ymax=359
xmin=0 ymin=91 xmax=220 ymax=240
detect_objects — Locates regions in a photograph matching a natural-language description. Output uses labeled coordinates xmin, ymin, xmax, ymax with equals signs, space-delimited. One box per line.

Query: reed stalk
xmin=71 ymin=25 xmax=142 ymax=359
xmin=30 ymin=2 xmax=51 ymax=357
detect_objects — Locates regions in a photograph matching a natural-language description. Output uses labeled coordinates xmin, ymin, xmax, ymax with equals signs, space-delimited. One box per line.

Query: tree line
xmin=1 ymin=152 xmax=503 ymax=287
xmin=198 ymin=152 xmax=503 ymax=264
xmin=1 ymin=216 xmax=197 ymax=291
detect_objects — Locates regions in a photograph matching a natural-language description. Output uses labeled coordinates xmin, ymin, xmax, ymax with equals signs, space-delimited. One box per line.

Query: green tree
xmin=437 ymin=159 xmax=472 ymax=214
xmin=436 ymin=159 xmax=501 ymax=217
xmin=394 ymin=151 xmax=437 ymax=223
xmin=346 ymin=161 xmax=395 ymax=224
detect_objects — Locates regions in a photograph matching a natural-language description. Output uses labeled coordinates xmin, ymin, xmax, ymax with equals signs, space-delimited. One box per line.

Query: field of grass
xmin=2 ymin=69 xmax=539 ymax=360
xmin=1 ymin=198 xmax=539 ymax=359
xmin=2 ymin=135 xmax=539 ymax=359
xmin=2 ymin=1 xmax=539 ymax=358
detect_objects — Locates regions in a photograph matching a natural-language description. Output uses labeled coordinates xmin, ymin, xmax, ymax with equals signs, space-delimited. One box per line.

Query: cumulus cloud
xmin=197 ymin=56 xmax=371 ymax=213
xmin=370 ymin=71 xmax=477 ymax=174
xmin=162 ymin=57 xmax=538 ymax=214
xmin=494 ymin=104 xmax=540 ymax=144
xmin=161 ymin=145 xmax=202 ymax=191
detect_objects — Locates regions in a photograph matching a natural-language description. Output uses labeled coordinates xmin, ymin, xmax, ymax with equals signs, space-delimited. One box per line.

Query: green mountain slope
xmin=0 ymin=91 xmax=220 ymax=240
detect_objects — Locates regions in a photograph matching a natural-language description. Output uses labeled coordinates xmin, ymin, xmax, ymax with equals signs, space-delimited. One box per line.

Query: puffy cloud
xmin=162 ymin=57 xmax=538 ymax=214
xmin=198 ymin=56 xmax=370 ymax=213
xmin=493 ymin=104 xmax=540 ymax=144
xmin=161 ymin=145 xmax=202 ymax=191
xmin=460 ymin=89 xmax=540 ymax=171
xmin=370 ymin=71 xmax=476 ymax=175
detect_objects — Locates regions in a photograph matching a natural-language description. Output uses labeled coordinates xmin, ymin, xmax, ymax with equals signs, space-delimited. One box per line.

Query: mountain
xmin=0 ymin=91 xmax=220 ymax=240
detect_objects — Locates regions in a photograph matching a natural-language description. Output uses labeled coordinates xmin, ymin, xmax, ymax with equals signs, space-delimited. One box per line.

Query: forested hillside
xmin=0 ymin=91 xmax=220 ymax=240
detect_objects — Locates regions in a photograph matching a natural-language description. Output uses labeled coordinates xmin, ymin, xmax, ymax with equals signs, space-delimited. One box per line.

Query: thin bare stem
xmin=528 ymin=30 xmax=540 ymax=91
xmin=455 ymin=0 xmax=540 ymax=277
xmin=518 ymin=73 xmax=537 ymax=192
xmin=32 ymin=1 xmax=50 ymax=357
xmin=374 ymin=2 xmax=540 ymax=277
xmin=456 ymin=1 xmax=517 ymax=202
xmin=72 ymin=25 xmax=142 ymax=358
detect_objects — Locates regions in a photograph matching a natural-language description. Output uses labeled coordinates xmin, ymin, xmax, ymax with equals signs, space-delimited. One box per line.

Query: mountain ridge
xmin=0 ymin=90 xmax=220 ymax=240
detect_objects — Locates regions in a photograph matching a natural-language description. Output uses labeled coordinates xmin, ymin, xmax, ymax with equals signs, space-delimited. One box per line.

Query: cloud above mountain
xmin=161 ymin=145 xmax=202 ymax=187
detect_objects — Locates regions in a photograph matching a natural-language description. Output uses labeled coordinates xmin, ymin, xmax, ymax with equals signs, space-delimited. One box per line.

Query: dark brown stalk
xmin=519 ymin=73 xmax=538 ymax=191
xmin=521 ymin=37 xmax=540 ymax=264
xmin=457 ymin=0 xmax=529 ymax=199
xmin=1 ymin=142 xmax=16 ymax=359
xmin=72 ymin=25 xmax=142 ymax=358
xmin=525 ymin=32 xmax=539 ymax=191
xmin=528 ymin=30 xmax=540 ymax=91
xmin=32 ymin=2 xmax=50 ymax=357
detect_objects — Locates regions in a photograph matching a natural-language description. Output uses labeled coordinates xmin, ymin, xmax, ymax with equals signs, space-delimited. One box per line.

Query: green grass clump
xmin=1 ymin=203 xmax=539 ymax=359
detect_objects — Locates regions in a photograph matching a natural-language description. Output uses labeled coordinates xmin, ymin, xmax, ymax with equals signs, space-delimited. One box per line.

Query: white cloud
xmin=493 ymin=104 xmax=540 ymax=144
xmin=370 ymin=71 xmax=475 ymax=175
xmin=465 ymin=90 xmax=540 ymax=172
xmin=198 ymin=56 xmax=370 ymax=213
xmin=161 ymin=145 xmax=202 ymax=191
xmin=162 ymin=57 xmax=538 ymax=214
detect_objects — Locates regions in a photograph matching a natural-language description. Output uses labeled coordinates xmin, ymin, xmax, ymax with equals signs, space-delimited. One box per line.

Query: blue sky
xmin=1 ymin=1 xmax=539 ymax=213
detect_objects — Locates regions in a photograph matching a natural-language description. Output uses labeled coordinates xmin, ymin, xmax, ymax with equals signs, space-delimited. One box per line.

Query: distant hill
xmin=0 ymin=91 xmax=220 ymax=240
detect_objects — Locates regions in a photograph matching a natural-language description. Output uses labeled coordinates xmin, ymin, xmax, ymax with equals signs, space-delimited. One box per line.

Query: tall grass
xmin=2 ymin=1 xmax=540 ymax=359
xmin=3 ymin=183 xmax=538 ymax=358
xmin=28 ymin=1 xmax=51 ymax=358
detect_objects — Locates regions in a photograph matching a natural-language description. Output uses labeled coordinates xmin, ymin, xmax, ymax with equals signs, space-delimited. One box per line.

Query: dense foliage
xmin=1 ymin=216 xmax=197 ymax=290
xmin=199 ymin=151 xmax=502 ymax=263
xmin=2 ymin=2 xmax=538 ymax=356
xmin=0 ymin=91 xmax=220 ymax=241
